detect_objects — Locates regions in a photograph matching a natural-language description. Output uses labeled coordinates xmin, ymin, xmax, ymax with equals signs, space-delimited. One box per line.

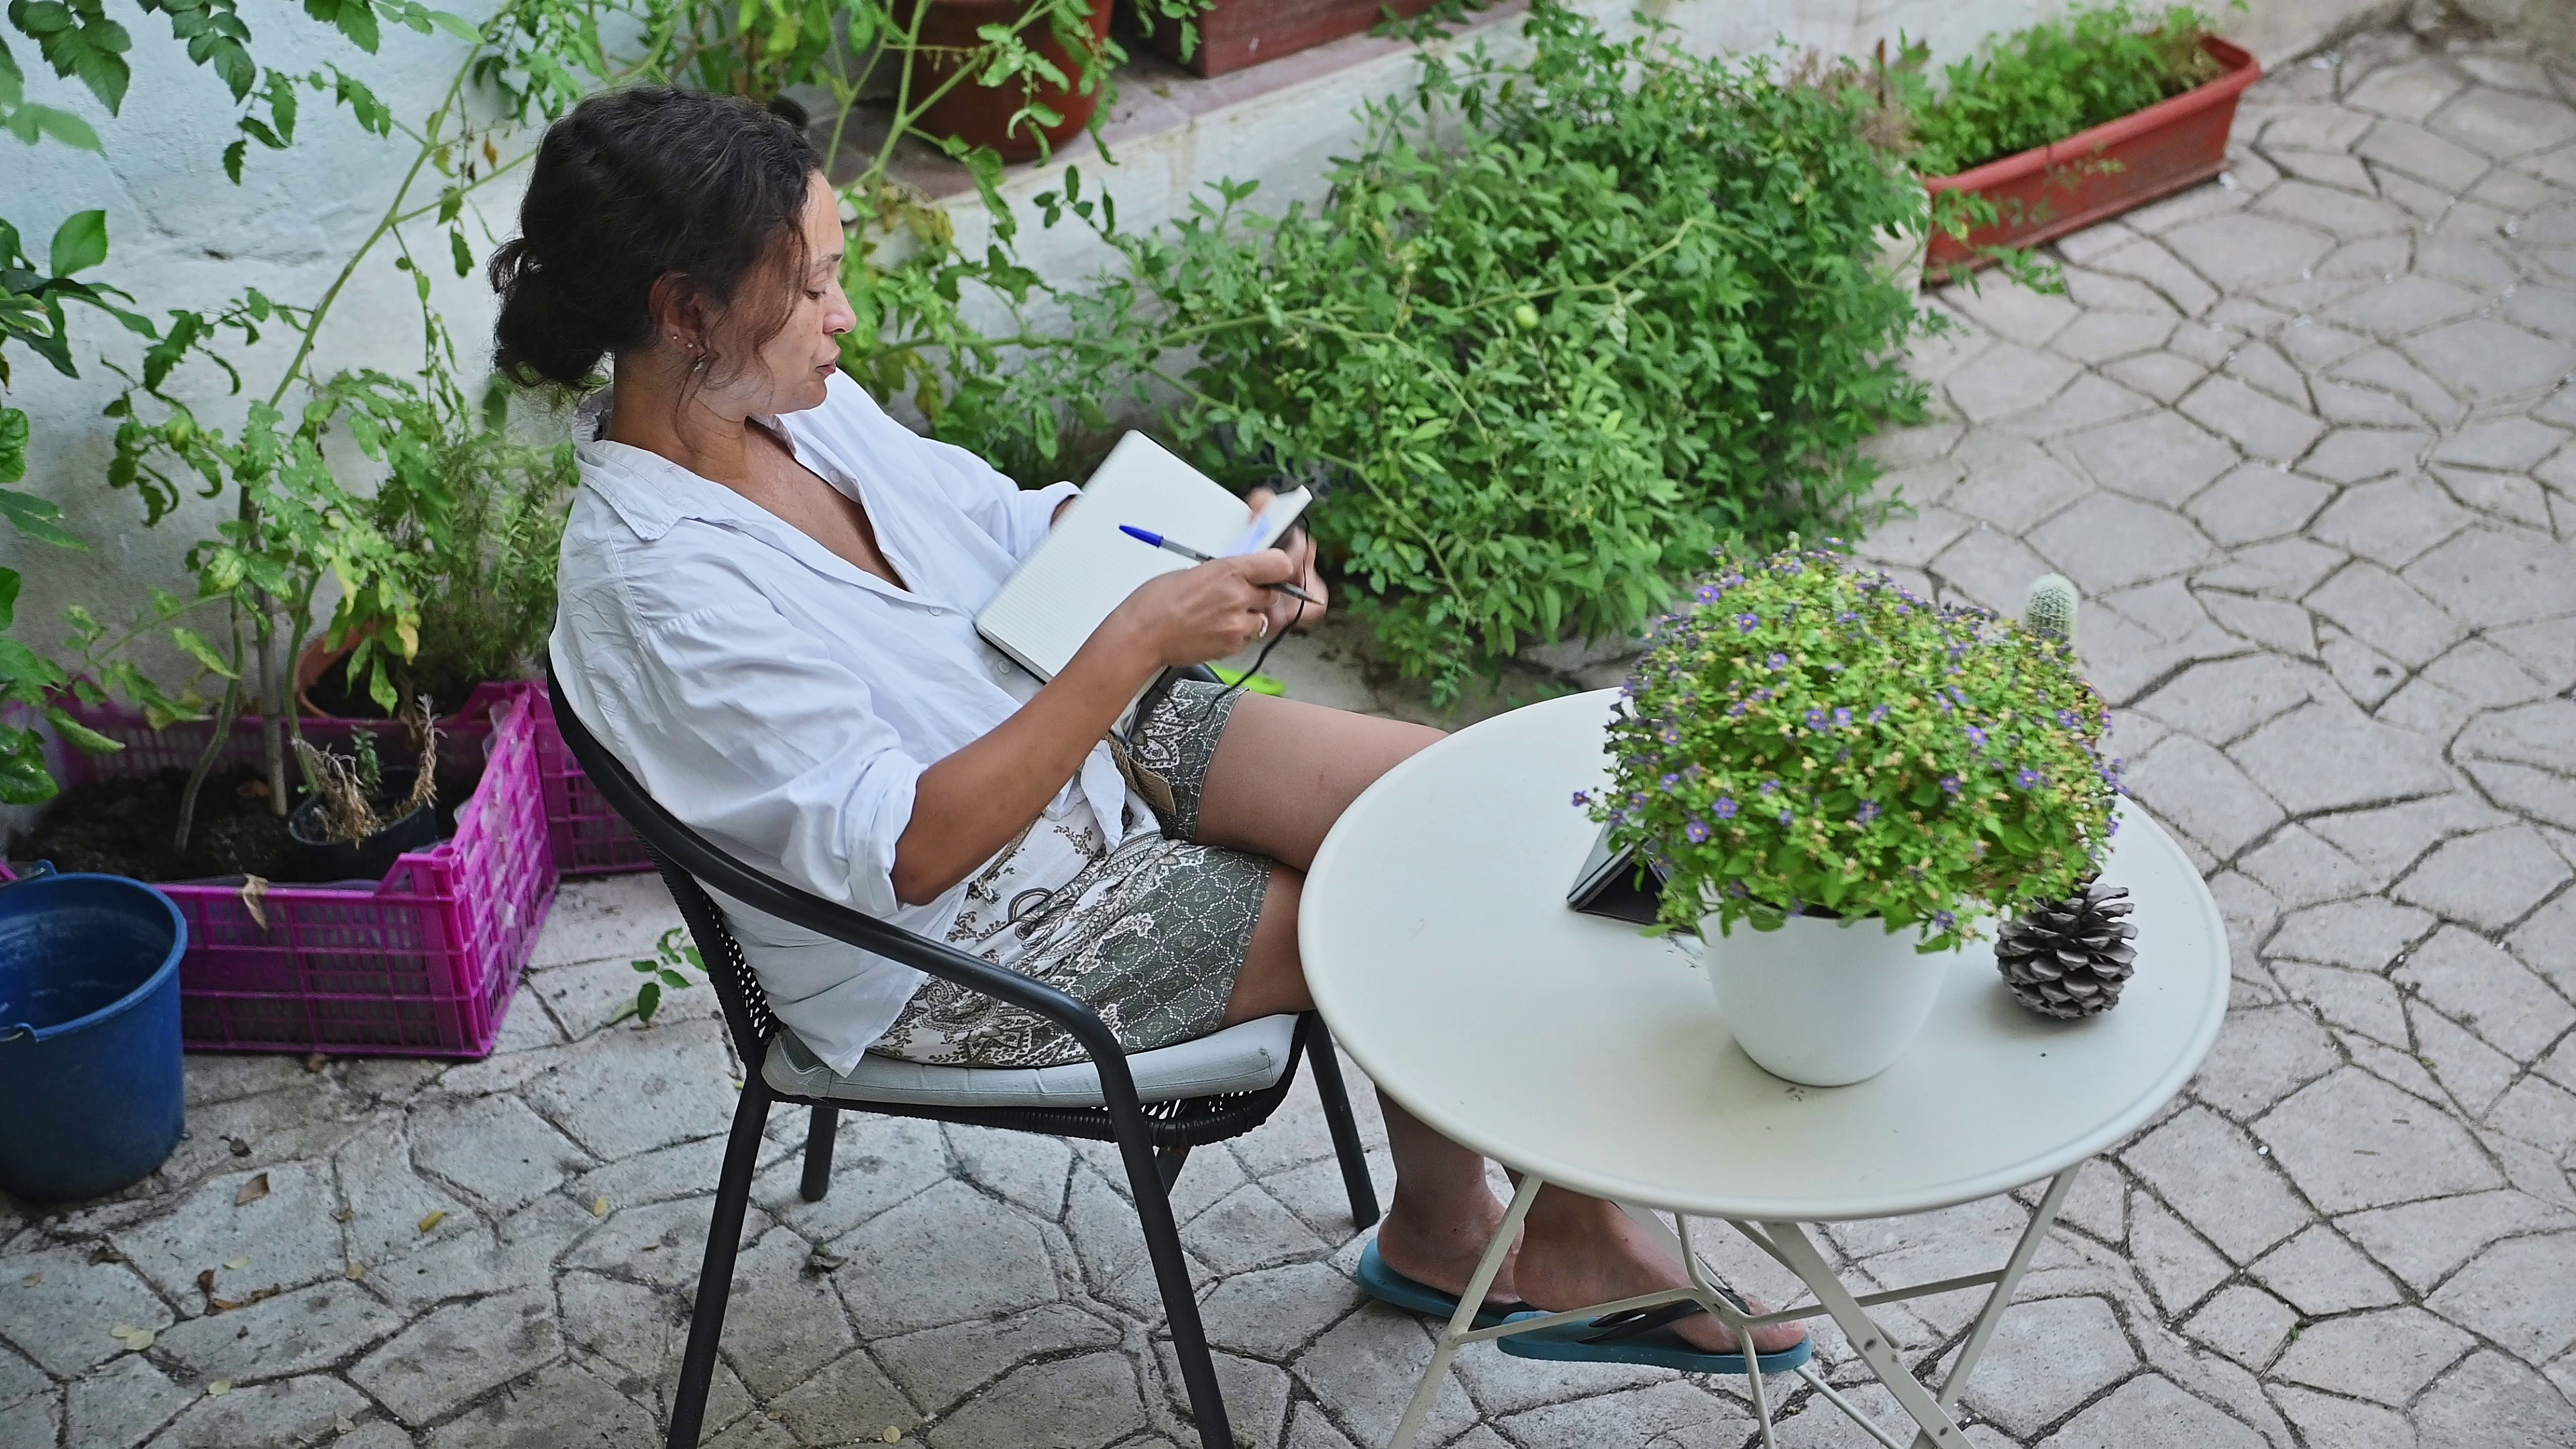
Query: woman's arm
xmin=888 ymin=548 xmax=1299 ymax=905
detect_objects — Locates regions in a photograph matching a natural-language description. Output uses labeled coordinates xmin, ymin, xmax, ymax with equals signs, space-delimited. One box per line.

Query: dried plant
xmin=292 ymin=696 xmax=440 ymax=845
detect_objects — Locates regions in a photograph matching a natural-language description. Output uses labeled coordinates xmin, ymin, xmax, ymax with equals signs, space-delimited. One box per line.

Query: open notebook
xmin=977 ymin=432 xmax=1311 ymax=681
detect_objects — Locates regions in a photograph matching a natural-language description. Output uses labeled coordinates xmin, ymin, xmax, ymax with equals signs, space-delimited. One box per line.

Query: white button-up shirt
xmin=549 ymin=374 xmax=1108 ymax=1073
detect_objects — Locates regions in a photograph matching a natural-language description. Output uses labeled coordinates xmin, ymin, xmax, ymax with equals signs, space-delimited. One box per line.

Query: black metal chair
xmin=545 ymin=667 xmax=1382 ymax=1449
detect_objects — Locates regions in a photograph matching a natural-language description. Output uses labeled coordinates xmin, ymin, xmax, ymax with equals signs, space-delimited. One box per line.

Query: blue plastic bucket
xmin=0 ymin=863 xmax=187 ymax=1202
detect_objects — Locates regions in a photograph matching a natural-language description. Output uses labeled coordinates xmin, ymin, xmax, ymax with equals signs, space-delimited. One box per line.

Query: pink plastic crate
xmin=15 ymin=684 xmax=559 ymax=1057
xmin=455 ymin=680 xmax=653 ymax=877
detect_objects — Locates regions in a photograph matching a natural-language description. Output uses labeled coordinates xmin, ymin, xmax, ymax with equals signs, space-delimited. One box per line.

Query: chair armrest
xmin=544 ymin=667 xmax=1136 ymax=1091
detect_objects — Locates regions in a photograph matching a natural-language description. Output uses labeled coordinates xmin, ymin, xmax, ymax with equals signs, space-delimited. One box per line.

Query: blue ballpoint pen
xmin=1119 ymin=525 xmax=1320 ymax=604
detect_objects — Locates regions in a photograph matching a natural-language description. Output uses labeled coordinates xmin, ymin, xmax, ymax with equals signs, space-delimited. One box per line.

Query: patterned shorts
xmin=868 ymin=679 xmax=1270 ymax=1069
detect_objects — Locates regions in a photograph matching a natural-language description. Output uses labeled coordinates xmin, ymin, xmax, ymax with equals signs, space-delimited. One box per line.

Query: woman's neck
xmin=604 ymin=354 xmax=759 ymax=487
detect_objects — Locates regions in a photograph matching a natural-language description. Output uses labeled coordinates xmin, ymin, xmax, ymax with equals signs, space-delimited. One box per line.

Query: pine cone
xmin=1996 ymin=880 xmax=2137 ymax=1020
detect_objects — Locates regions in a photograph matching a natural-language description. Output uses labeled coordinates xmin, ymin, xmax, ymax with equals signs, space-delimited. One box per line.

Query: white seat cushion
xmin=762 ymin=1014 xmax=1299 ymax=1110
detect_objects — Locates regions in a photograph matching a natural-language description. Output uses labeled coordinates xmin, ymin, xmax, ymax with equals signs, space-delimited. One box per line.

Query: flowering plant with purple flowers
xmin=1580 ymin=543 xmax=2119 ymax=950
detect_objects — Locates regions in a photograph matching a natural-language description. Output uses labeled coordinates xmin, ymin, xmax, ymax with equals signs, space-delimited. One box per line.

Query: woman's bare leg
xmin=1198 ymin=695 xmax=1803 ymax=1352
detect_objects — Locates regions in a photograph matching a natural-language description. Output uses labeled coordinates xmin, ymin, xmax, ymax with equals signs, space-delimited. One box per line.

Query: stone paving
xmin=8 ymin=21 xmax=2576 ymax=1449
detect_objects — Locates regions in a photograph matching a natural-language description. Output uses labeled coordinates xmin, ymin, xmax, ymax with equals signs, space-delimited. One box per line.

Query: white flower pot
xmin=1702 ymin=910 xmax=1961 ymax=1087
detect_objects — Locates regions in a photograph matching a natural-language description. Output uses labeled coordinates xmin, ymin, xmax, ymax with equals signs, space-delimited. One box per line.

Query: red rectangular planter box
xmin=1142 ymin=0 xmax=1440 ymax=77
xmin=1921 ymin=36 xmax=2261 ymax=280
xmin=9 ymin=684 xmax=559 ymax=1057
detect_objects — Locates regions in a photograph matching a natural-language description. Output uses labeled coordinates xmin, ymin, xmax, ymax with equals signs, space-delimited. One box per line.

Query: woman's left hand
xmin=1245 ymin=486 xmax=1327 ymax=637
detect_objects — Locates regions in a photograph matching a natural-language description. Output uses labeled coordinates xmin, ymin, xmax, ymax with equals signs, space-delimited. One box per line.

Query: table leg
xmin=1388 ymin=1173 xmax=1543 ymax=1449
xmin=1758 ymin=1221 xmax=1975 ymax=1449
xmin=1904 ymin=1164 xmax=2084 ymax=1448
xmin=1672 ymin=1215 xmax=1781 ymax=1449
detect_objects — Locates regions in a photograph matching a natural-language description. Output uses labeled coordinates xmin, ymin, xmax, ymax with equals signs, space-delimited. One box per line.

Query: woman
xmin=506 ymin=87 xmax=1804 ymax=1373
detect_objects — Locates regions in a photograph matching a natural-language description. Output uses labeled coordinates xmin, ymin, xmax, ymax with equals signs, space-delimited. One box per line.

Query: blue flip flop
xmin=1355 ymin=1240 xmax=1535 ymax=1330
xmin=1496 ymin=1300 xmax=1815 ymax=1375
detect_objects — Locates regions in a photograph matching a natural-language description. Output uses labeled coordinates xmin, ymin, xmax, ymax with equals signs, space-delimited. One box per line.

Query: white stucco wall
xmin=1 ymin=0 xmax=2396 ymax=651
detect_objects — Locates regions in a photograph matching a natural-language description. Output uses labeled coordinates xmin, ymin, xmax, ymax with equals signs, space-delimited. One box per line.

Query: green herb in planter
xmin=1587 ymin=543 xmax=2118 ymax=949
xmin=943 ymin=1 xmax=1936 ymax=703
xmin=1906 ymin=1 xmax=2224 ymax=176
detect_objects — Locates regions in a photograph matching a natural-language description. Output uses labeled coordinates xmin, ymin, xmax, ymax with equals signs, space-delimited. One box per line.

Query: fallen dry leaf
xmin=206 ymin=1379 xmax=231 ymax=1397
xmin=344 ymin=1262 xmax=368 ymax=1281
xmin=303 ymin=1051 xmax=328 ymax=1073
xmin=415 ymin=1210 xmax=446 ymax=1234
xmin=19 ymin=1273 xmax=37 ymax=1288
xmin=88 ymin=1245 xmax=125 ymax=1265
xmin=237 ymin=875 xmax=269 ymax=931
xmin=884 ymin=1428 xmax=902 ymax=1444
xmin=221 ymin=1256 xmax=250 ymax=1271
xmin=108 ymin=1325 xmax=155 ymax=1352
xmin=234 ymin=1173 xmax=270 ymax=1207
xmin=592 ymin=1197 xmax=610 ymax=1218
xmin=335 ymin=1416 xmax=354 ymax=1433
xmin=333 ymin=1208 xmax=355 ymax=1224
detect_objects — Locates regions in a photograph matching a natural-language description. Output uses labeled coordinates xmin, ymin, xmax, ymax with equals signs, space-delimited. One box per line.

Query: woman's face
xmin=696 ymin=172 xmax=855 ymax=418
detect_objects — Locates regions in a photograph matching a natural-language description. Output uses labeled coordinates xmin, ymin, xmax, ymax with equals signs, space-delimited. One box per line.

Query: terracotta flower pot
xmin=1920 ymin=36 xmax=2261 ymax=283
xmin=1140 ymin=0 xmax=1440 ymax=78
xmin=898 ymin=0 xmax=1113 ymax=162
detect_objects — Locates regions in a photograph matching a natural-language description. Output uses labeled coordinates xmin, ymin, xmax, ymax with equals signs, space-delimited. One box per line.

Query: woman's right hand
xmin=1101 ymin=551 xmax=1300 ymax=669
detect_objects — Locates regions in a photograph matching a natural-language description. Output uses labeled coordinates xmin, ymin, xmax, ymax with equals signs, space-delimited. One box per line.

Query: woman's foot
xmin=1512 ymin=1194 xmax=1807 ymax=1356
xmin=1369 ymin=1190 xmax=1524 ymax=1311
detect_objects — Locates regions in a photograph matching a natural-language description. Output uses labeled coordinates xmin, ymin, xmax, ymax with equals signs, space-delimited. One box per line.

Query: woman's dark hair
xmin=490 ymin=87 xmax=821 ymax=389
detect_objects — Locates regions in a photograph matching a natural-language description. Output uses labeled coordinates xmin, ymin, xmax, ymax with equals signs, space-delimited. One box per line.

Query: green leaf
xmin=0 ymin=488 xmax=78 ymax=547
xmin=169 ymin=627 xmax=238 ymax=678
xmin=448 ymin=228 xmax=470 ymax=278
xmin=0 ymin=409 xmax=25 ymax=486
xmin=221 ymin=138 xmax=246 ymax=182
xmin=633 ymin=979 xmax=662 ymax=1024
xmin=46 ymin=207 xmax=107 ymax=276
xmin=45 ymin=705 xmax=123 ymax=754
xmin=656 ymin=968 xmax=688 ymax=989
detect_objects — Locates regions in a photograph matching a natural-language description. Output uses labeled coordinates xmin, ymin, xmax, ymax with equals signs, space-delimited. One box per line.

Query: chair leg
xmin=1305 ymin=1018 xmax=1383 ymax=1230
xmin=800 ymin=1106 xmax=838 ymax=1203
xmin=667 ymin=1074 xmax=773 ymax=1449
xmin=1112 ymin=1110 xmax=1234 ymax=1449
xmin=1156 ymin=1144 xmax=1191 ymax=1193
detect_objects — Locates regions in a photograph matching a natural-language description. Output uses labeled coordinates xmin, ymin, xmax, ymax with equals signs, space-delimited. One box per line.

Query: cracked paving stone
xmin=1292 ymin=1311 xmax=1477 ymax=1449
xmin=2188 ymin=1002 xmax=2342 ymax=1118
xmin=64 ymin=1354 xmax=191 ymax=1449
xmin=0 ymin=1244 xmax=173 ymax=1378
xmin=409 ymin=1094 xmax=590 ymax=1215
xmin=2238 ymin=826 xmax=2374 ymax=908
xmin=421 ymin=1359 xmax=657 ymax=1449
xmin=2394 ymin=926 xmax=2576 ymax=1059
xmin=2303 ymin=427 xmax=2432 ymax=483
xmin=517 ymin=1016 xmax=741 ymax=1163
xmin=2269 ymin=1385 xmax=2418 ymax=1449
xmin=2308 ymin=476 xmax=2473 ymax=568
xmin=1493 ymin=1381 xmax=1748 ymax=1449
xmin=2307 ymin=561 xmax=2466 ymax=667
xmin=2403 ymin=319 xmax=2576 ymax=405
xmin=831 ymin=1178 xmax=1059 ymax=1338
xmin=2402 ymin=525 xmax=2576 ymax=630
xmin=877 ymin=1303 xmax=1121 ymax=1416
xmin=2027 ymin=492 xmax=2214 ymax=592
xmin=2273 ymin=1306 xmax=2479 ymax=1407
xmin=2249 ymin=1225 xmax=2406 ymax=1316
xmin=2230 ymin=702 xmax=2456 ymax=816
xmin=2128 ymin=1188 xmax=2233 ymax=1316
xmin=2037 ymin=1373 xmax=2267 ymax=1449
xmin=2121 ymin=737 xmax=2286 ymax=858
xmin=925 ymin=1351 xmax=1144 ymax=1449
xmin=154 ymin=1281 xmax=405 ymax=1385
xmin=2255 ymin=1068 xmax=2506 ymax=1214
xmin=2121 ymin=1106 xmax=2312 ymax=1263
xmin=1957 ymin=1295 xmax=2137 ymax=1438
xmin=2415 ymin=1348 xmax=2576 ymax=1448
xmin=2133 ymin=655 xmax=2320 ymax=745
xmin=2395 ymin=827 xmax=2574 ymax=934
xmin=2179 ymin=375 xmax=2327 ymax=463
xmin=2059 ymin=411 xmax=2239 ymax=505
xmin=1945 ymin=343 xmax=2081 ymax=425
xmin=2423 ymin=1230 xmax=2576 ymax=1363
xmin=2186 ymin=465 xmax=2332 ymax=546
xmin=144 ymin=1374 xmax=369 ymax=1449
xmin=770 ymin=1352 xmax=916 ymax=1445
xmin=2183 ymin=1285 xmax=2300 ymax=1368
xmin=2437 ymin=416 xmax=2572 ymax=471
xmin=349 ymin=1287 xmax=563 ymax=1426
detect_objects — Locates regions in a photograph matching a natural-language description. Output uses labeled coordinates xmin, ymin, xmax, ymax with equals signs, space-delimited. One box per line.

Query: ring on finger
xmin=1254 ymin=615 xmax=1271 ymax=641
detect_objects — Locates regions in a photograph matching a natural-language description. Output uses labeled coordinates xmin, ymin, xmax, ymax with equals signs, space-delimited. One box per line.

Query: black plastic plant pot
xmin=286 ymin=771 xmax=449 ymax=882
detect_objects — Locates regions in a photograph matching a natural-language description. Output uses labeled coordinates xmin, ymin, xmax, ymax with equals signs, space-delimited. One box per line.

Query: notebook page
xmin=976 ymin=433 xmax=1308 ymax=680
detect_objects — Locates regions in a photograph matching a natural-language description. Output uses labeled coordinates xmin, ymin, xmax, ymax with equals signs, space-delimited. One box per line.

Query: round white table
xmin=1301 ymin=692 xmax=2229 ymax=1449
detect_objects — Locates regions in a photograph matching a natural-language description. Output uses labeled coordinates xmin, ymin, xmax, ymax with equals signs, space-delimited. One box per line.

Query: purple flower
xmin=1660 ymin=773 xmax=1682 ymax=791
xmin=1868 ymin=704 xmax=1889 ymax=724
xmin=1571 ymin=790 xmax=1591 ymax=806
xmin=1833 ymin=706 xmax=1853 ymax=727
xmin=1695 ymin=583 xmax=1724 ymax=602
xmin=1778 ymin=809 xmax=1795 ymax=825
xmin=1805 ymin=709 xmax=1827 ymax=730
xmin=1760 ymin=780 xmax=1781 ymax=795
xmin=1713 ymin=796 xmax=1739 ymax=819
xmin=1965 ymin=726 xmax=1989 ymax=747
xmin=1940 ymin=774 xmax=1962 ymax=796
xmin=1737 ymin=613 xmax=1761 ymax=633
xmin=1931 ymin=910 xmax=1957 ymax=933
xmin=1684 ymin=819 xmax=1712 ymax=844
xmin=1854 ymin=801 xmax=1880 ymax=824
xmin=1729 ymin=702 xmax=1749 ymax=717
xmin=1768 ymin=652 xmax=1788 ymax=669
xmin=2016 ymin=768 xmax=2043 ymax=790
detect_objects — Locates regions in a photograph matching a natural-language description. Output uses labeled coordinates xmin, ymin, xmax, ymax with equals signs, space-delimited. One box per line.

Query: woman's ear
xmin=646 ymin=272 xmax=709 ymax=358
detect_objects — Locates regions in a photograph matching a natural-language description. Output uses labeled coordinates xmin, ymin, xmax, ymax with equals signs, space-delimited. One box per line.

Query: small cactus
xmin=2024 ymin=574 xmax=2080 ymax=649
